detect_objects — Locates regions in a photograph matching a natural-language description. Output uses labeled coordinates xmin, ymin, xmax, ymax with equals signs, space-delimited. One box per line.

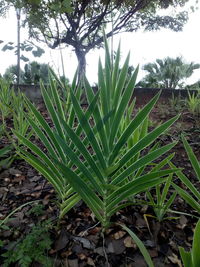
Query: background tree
xmin=23 ymin=61 xmax=53 ymax=84
xmin=0 ymin=0 xmax=45 ymax=85
xmin=3 ymin=61 xmax=54 ymax=84
xmin=0 ymin=40 xmax=45 ymax=63
xmin=0 ymin=0 xmax=193 ymax=79
xmin=137 ymin=57 xmax=200 ymax=89
xmin=3 ymin=64 xmax=24 ymax=83
xmin=186 ymin=80 xmax=200 ymax=90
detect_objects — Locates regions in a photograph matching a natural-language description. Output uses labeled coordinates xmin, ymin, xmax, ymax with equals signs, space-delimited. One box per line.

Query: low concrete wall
xmin=14 ymin=84 xmax=42 ymax=103
xmin=13 ymin=84 xmax=198 ymax=104
xmin=133 ymin=88 xmax=193 ymax=105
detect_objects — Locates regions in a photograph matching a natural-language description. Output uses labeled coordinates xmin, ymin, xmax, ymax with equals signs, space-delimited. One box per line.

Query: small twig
xmin=80 ymin=222 xmax=100 ymax=237
xmin=102 ymin=231 xmax=109 ymax=267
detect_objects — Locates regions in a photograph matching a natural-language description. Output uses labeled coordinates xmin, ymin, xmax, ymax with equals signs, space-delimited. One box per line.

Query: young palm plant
xmin=15 ymin=71 xmax=82 ymax=218
xmin=15 ymin=40 xmax=179 ymax=266
xmin=171 ymin=135 xmax=200 ymax=215
xmin=179 ymin=219 xmax=200 ymax=267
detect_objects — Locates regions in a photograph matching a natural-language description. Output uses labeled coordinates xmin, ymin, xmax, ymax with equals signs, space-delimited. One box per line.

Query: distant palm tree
xmin=138 ymin=57 xmax=200 ymax=89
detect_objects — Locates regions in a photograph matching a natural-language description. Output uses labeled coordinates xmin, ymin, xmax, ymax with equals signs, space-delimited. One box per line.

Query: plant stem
xmin=102 ymin=231 xmax=109 ymax=266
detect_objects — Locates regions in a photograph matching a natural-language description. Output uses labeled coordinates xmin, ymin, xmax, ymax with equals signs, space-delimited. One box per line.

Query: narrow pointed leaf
xmin=108 ymin=169 xmax=178 ymax=208
xmin=54 ymin=133 xmax=104 ymax=195
xmin=182 ymin=135 xmax=200 ymax=181
xmin=109 ymin=66 xmax=139 ymax=149
xmin=170 ymin=162 xmax=200 ymax=201
xmin=192 ymin=219 xmax=200 ymax=266
xmin=70 ymin=89 xmax=106 ymax=170
xmin=109 ymin=91 xmax=161 ymax=164
xmin=179 ymin=247 xmax=192 ymax=267
xmin=112 ymin=142 xmax=177 ymax=185
xmin=117 ymin=115 xmax=179 ymax=170
xmin=55 ymin=161 xmax=104 ymax=222
xmin=172 ymin=183 xmax=200 ymax=213
xmin=119 ymin=224 xmax=154 ymax=267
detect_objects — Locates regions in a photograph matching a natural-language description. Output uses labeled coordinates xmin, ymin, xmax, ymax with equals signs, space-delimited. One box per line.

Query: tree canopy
xmin=0 ymin=0 xmax=194 ymax=78
xmin=138 ymin=57 xmax=200 ymax=89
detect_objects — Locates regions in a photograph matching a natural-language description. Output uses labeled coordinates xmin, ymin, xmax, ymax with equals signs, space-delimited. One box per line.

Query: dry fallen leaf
xmin=65 ymin=258 xmax=79 ymax=267
xmin=78 ymin=253 xmax=87 ymax=260
xmin=124 ymin=236 xmax=136 ymax=248
xmin=177 ymin=215 xmax=188 ymax=229
xmin=107 ymin=239 xmax=126 ymax=254
xmin=87 ymin=257 xmax=95 ymax=266
xmin=149 ymin=249 xmax=158 ymax=258
xmin=168 ymin=253 xmax=182 ymax=267
xmin=112 ymin=231 xmax=126 ymax=240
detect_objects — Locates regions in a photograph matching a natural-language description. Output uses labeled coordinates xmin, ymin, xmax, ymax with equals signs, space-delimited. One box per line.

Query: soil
xmin=0 ymin=101 xmax=200 ymax=267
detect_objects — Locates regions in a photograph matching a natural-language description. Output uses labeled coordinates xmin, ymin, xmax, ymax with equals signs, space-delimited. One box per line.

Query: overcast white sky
xmin=0 ymin=1 xmax=200 ymax=85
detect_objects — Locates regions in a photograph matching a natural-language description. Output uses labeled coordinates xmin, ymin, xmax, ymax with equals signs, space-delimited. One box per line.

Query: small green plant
xmin=179 ymin=219 xmax=200 ymax=267
xmin=0 ymin=144 xmax=14 ymax=169
xmin=0 ymin=79 xmax=12 ymax=123
xmin=171 ymin=135 xmax=200 ymax=215
xmin=27 ymin=203 xmax=45 ymax=216
xmin=10 ymin=89 xmax=33 ymax=142
xmin=2 ymin=220 xmax=53 ymax=267
xmin=49 ymin=69 xmax=72 ymax=117
xmin=0 ymin=79 xmax=33 ymax=143
xmin=0 ymin=201 xmax=39 ymax=228
xmin=169 ymin=93 xmax=185 ymax=113
xmin=0 ymin=86 xmax=33 ymax=169
xmin=146 ymin=172 xmax=177 ymax=222
xmin=187 ymin=90 xmax=200 ymax=116
xmin=15 ymin=71 xmax=82 ymax=219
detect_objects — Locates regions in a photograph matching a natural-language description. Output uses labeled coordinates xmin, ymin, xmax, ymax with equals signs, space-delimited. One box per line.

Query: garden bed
xmin=0 ymin=101 xmax=199 ymax=267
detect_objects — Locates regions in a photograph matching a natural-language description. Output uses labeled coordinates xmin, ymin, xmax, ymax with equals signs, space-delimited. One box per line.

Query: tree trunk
xmin=75 ymin=48 xmax=86 ymax=84
xmin=16 ymin=8 xmax=21 ymax=88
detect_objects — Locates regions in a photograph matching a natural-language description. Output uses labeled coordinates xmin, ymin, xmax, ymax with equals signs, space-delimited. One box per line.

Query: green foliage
xmin=179 ymin=219 xmax=200 ymax=267
xmin=171 ymin=135 xmax=200 ymax=215
xmin=23 ymin=61 xmax=53 ymax=85
xmin=0 ymin=78 xmax=12 ymax=121
xmin=14 ymin=40 xmax=180 ymax=266
xmin=120 ymin=224 xmax=154 ymax=267
xmin=16 ymin=41 xmax=179 ymax=223
xmin=169 ymin=93 xmax=186 ymax=113
xmin=2 ymin=220 xmax=53 ymax=267
xmin=0 ymin=0 xmax=191 ymax=75
xmin=0 ymin=143 xmax=13 ymax=169
xmin=0 ymin=79 xmax=33 ymax=169
xmin=187 ymin=90 xmax=200 ymax=116
xmin=15 ymin=71 xmax=82 ymax=219
xmin=0 ymin=82 xmax=33 ymax=143
xmin=15 ymin=39 xmax=178 ymax=267
xmin=138 ymin=57 xmax=200 ymax=89
xmin=3 ymin=64 xmax=24 ymax=83
xmin=146 ymin=172 xmax=177 ymax=221
xmin=186 ymin=80 xmax=200 ymax=90
xmin=10 ymin=89 xmax=33 ymax=142
xmin=3 ymin=61 xmax=54 ymax=85
xmin=27 ymin=203 xmax=45 ymax=216
xmin=0 ymin=200 xmax=39 ymax=228
xmin=0 ymin=40 xmax=45 ymax=63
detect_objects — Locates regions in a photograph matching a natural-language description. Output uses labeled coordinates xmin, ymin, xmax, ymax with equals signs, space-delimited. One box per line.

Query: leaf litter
xmin=0 ymin=103 xmax=199 ymax=266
